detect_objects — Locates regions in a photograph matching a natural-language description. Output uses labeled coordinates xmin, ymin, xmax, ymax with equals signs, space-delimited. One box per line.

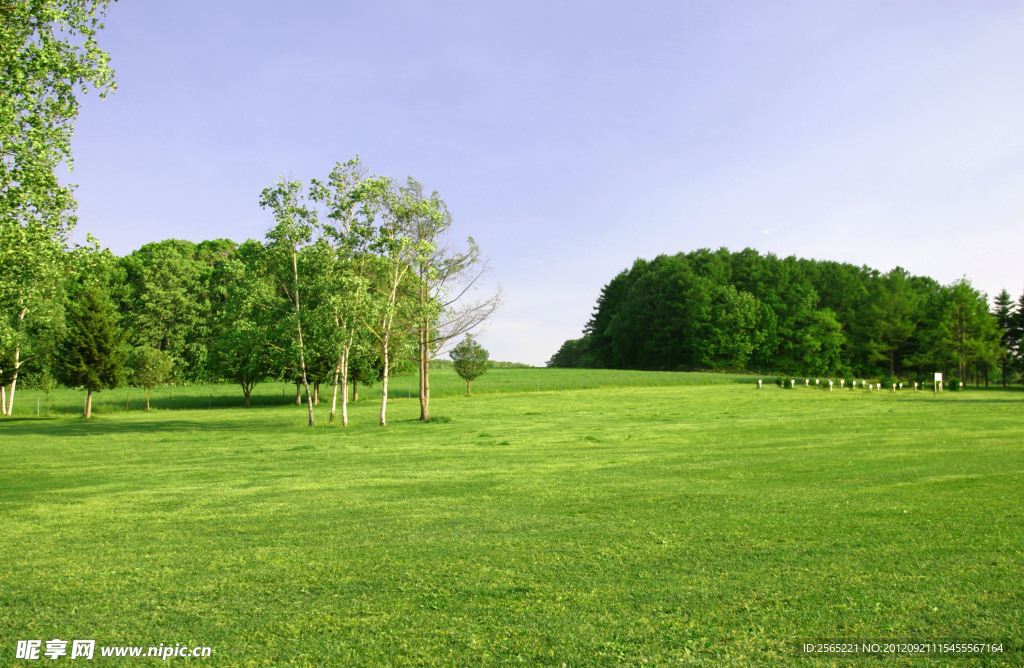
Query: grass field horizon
xmin=2 ymin=368 xmax=762 ymax=419
xmin=7 ymin=366 xmax=1013 ymax=420
xmin=2 ymin=378 xmax=1021 ymax=664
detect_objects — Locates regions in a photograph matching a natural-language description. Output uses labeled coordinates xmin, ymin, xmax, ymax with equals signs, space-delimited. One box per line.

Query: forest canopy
xmin=548 ymin=247 xmax=1020 ymax=385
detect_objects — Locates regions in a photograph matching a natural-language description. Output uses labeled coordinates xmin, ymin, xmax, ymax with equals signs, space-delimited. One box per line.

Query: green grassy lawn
xmin=2 ymin=382 xmax=1021 ymax=665
xmin=4 ymin=368 xmax=758 ymax=418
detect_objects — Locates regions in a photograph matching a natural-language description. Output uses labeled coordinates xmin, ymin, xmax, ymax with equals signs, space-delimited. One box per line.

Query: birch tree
xmin=359 ymin=178 xmax=430 ymax=427
xmin=399 ymin=179 xmax=501 ymax=422
xmin=307 ymin=159 xmax=385 ymax=426
xmin=1 ymin=0 xmax=115 ymax=415
xmin=260 ymin=179 xmax=317 ymax=426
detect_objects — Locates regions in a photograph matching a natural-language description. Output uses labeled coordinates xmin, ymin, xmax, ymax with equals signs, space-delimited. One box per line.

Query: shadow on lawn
xmin=931 ymin=398 xmax=1024 ymax=404
xmin=0 ymin=416 xmax=287 ymax=438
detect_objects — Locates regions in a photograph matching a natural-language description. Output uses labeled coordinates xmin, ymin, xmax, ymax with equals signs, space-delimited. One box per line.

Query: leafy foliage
xmin=1 ymin=0 xmax=114 ymax=414
xmin=559 ymin=248 xmax=1006 ymax=383
xmin=450 ymin=334 xmax=489 ymax=395
xmin=129 ymin=345 xmax=172 ymax=409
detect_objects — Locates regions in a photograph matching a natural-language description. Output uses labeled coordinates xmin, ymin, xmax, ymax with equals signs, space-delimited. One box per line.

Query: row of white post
xmin=756 ymin=378 xmax=946 ymax=392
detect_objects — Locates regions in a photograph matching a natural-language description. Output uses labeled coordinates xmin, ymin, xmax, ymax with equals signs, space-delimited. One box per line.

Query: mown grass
xmin=1 ymin=383 xmax=1021 ymax=665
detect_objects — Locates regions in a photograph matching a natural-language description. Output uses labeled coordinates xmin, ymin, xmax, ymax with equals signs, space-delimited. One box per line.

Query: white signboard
xmin=934 ymin=372 xmax=943 ymax=381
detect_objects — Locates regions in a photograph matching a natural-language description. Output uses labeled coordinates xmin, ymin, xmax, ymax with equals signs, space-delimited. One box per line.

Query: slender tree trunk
xmin=339 ymin=349 xmax=349 ymax=427
xmin=4 ymin=307 xmax=27 ymax=415
xmin=372 ymin=256 xmax=408 ymax=428
xmin=418 ymin=316 xmax=430 ymax=421
xmin=6 ymin=350 xmax=20 ymax=416
xmin=244 ymin=386 xmax=251 ymax=407
xmin=146 ymin=389 xmax=151 ymax=411
xmin=329 ymin=358 xmax=340 ymax=425
xmin=296 ymin=325 xmax=314 ymax=426
xmin=353 ymin=380 xmax=358 ymax=402
xmin=1 ymin=381 xmax=6 ymax=416
xmin=85 ymin=389 xmax=93 ymax=418
xmin=329 ymin=326 xmax=354 ymax=427
xmin=314 ymin=380 xmax=320 ymax=404
xmin=466 ymin=378 xmax=471 ymax=396
xmin=295 ymin=381 xmax=301 ymax=404
xmin=289 ymin=251 xmax=315 ymax=427
xmin=379 ymin=329 xmax=390 ymax=426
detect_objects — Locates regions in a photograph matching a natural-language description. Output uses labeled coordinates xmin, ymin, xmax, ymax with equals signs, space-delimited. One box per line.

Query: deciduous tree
xmin=130 ymin=345 xmax=172 ymax=411
xmin=260 ymin=179 xmax=317 ymax=426
xmin=400 ymin=179 xmax=501 ymax=421
xmin=1 ymin=0 xmax=115 ymax=415
xmin=358 ymin=178 xmax=428 ymax=426
xmin=450 ymin=334 xmax=489 ymax=395
xmin=307 ymin=159 xmax=384 ymax=426
xmin=208 ymin=242 xmax=283 ymax=408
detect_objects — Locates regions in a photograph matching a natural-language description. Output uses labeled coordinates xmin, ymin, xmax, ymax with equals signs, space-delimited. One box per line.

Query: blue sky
xmin=68 ymin=1 xmax=1024 ymax=365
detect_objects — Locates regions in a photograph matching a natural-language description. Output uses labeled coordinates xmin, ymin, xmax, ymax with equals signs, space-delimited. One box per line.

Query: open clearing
xmin=2 ymin=377 xmax=1022 ymax=665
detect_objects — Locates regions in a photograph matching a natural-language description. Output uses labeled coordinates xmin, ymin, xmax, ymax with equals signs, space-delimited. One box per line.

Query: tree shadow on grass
xmin=0 ymin=416 xmax=291 ymax=438
xmin=929 ymin=398 xmax=1024 ymax=404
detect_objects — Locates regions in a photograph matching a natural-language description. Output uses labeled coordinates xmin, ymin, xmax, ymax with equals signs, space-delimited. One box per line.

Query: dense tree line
xmin=3 ymin=161 xmax=500 ymax=422
xmin=549 ymin=248 xmax=1021 ymax=386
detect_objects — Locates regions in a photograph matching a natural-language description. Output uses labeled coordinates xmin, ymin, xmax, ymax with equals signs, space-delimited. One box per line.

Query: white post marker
xmin=934 ymin=372 xmax=943 ymax=392
xmin=914 ymin=382 xmax=918 ymax=391
xmin=829 ymin=380 xmax=833 ymax=391
xmin=840 ymin=379 xmax=845 ymax=388
xmin=791 ymin=379 xmax=796 ymax=388
xmin=805 ymin=379 xmax=810 ymax=386
xmin=758 ymin=379 xmax=762 ymax=389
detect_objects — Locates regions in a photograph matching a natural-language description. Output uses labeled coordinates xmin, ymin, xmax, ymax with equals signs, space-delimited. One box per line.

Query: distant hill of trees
xmin=548 ymin=247 xmax=1023 ymax=386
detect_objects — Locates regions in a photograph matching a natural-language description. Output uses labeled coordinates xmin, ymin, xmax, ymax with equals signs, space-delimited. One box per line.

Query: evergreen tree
xmin=859 ymin=267 xmax=921 ymax=377
xmin=993 ymin=289 xmax=1016 ymax=386
xmin=56 ymin=285 xmax=125 ymax=417
xmin=547 ymin=338 xmax=590 ymax=368
xmin=1011 ymin=289 xmax=1024 ymax=381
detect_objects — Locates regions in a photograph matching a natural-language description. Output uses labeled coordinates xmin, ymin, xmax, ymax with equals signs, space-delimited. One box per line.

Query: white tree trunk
xmin=379 ymin=329 xmax=389 ymax=426
xmin=340 ymin=348 xmax=349 ymax=427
